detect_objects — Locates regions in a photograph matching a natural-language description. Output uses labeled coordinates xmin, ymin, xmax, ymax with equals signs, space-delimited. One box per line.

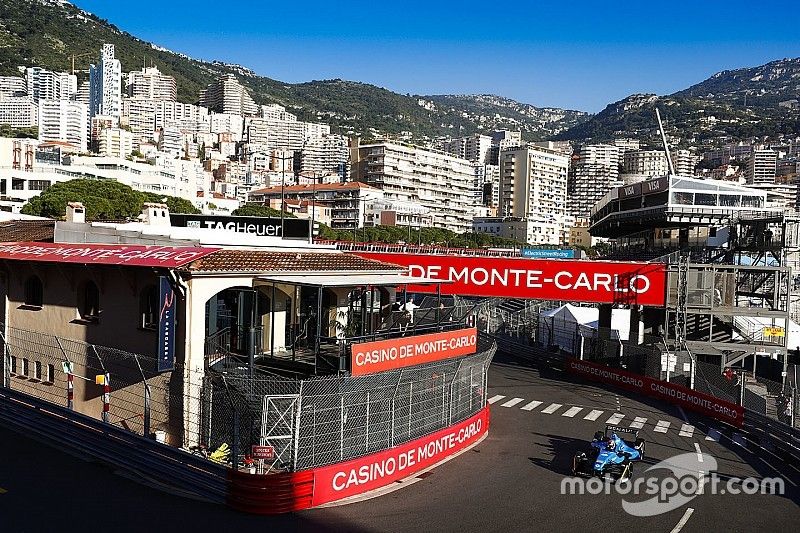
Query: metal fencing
xmin=0 ymin=322 xmax=496 ymax=473
xmin=475 ymin=299 xmax=799 ymax=430
xmin=203 ymin=335 xmax=496 ymax=471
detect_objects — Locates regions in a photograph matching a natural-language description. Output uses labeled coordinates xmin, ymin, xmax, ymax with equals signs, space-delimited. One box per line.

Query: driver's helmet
xmin=606 ymin=436 xmax=616 ymax=450
xmin=593 ymin=431 xmax=604 ymax=442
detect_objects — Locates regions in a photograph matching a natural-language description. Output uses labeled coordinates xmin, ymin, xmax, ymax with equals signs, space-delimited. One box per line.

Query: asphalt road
xmin=1 ymin=353 xmax=798 ymax=532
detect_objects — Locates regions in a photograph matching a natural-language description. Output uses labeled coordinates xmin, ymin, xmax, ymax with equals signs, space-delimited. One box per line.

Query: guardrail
xmin=0 ymin=386 xmax=228 ymax=504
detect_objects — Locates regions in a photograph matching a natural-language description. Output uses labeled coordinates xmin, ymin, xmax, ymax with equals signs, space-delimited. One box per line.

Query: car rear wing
xmin=606 ymin=425 xmax=639 ymax=438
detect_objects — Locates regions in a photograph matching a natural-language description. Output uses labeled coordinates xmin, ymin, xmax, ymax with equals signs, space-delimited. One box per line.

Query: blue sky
xmin=73 ymin=0 xmax=800 ymax=112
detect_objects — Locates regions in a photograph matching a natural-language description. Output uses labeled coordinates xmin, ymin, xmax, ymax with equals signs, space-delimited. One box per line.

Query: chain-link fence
xmin=202 ymin=335 xmax=496 ymax=471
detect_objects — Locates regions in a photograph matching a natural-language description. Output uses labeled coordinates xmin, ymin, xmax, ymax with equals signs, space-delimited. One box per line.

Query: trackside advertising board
xmin=350 ymin=327 xmax=478 ymax=376
xmin=352 ymin=253 xmax=667 ymax=307
xmin=567 ymin=358 xmax=743 ymax=427
xmin=312 ymin=406 xmax=489 ymax=506
xmin=0 ymin=242 xmax=218 ymax=268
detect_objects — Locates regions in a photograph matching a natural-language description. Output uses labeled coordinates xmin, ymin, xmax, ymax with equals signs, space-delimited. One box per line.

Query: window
xmin=34 ymin=361 xmax=42 ymax=380
xmin=46 ymin=363 xmax=55 ymax=383
xmin=23 ymin=276 xmax=43 ymax=308
xmin=9 ymin=356 xmax=16 ymax=374
xmin=22 ymin=358 xmax=29 ymax=377
xmin=79 ymin=280 xmax=101 ymax=321
xmin=140 ymin=285 xmax=159 ymax=330
xmin=28 ymin=180 xmax=51 ymax=191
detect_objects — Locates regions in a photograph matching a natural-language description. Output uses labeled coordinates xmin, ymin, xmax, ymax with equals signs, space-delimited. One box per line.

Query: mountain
xmin=0 ymin=0 xmax=587 ymax=142
xmin=556 ymin=58 xmax=800 ymax=146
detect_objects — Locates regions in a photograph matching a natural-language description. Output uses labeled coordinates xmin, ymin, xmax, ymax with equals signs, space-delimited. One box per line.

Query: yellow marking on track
xmin=0 ymin=487 xmax=7 ymax=494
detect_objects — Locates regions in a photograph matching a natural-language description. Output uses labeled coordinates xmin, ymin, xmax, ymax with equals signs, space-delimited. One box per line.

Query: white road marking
xmin=654 ymin=420 xmax=671 ymax=433
xmin=541 ymin=403 xmax=563 ymax=414
xmin=706 ymin=428 xmax=721 ymax=442
xmin=605 ymin=413 xmax=624 ymax=425
xmin=669 ymin=507 xmax=694 ymax=533
xmin=679 ymin=424 xmax=695 ymax=437
xmin=500 ymin=397 xmax=525 ymax=408
xmin=629 ymin=417 xmax=647 ymax=429
xmin=584 ymin=410 xmax=603 ymax=421
xmin=694 ymin=443 xmax=703 ymax=463
xmin=520 ymin=400 xmax=543 ymax=411
xmin=561 ymin=406 xmax=583 ymax=418
xmin=487 ymin=395 xmax=505 ymax=404
xmin=732 ymin=433 xmax=747 ymax=448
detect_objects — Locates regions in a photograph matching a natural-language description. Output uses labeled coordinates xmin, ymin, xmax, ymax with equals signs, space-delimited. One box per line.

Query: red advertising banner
xmin=0 ymin=242 xmax=219 ymax=268
xmin=353 ymin=253 xmax=667 ymax=307
xmin=312 ymin=406 xmax=489 ymax=506
xmin=566 ymin=358 xmax=743 ymax=427
xmin=351 ymin=328 xmax=478 ymax=376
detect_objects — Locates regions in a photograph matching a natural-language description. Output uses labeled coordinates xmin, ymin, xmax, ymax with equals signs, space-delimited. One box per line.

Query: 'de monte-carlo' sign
xmin=353 ymin=253 xmax=668 ymax=307
xmin=171 ymin=214 xmax=310 ymax=240
xmin=350 ymin=327 xmax=478 ymax=376
xmin=0 ymin=242 xmax=219 ymax=268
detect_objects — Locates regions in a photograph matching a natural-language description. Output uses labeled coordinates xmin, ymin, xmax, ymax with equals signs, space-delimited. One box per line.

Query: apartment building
xmin=567 ymin=144 xmax=621 ymax=221
xmin=97 ymin=128 xmax=134 ymax=158
xmin=296 ymin=134 xmax=348 ymax=177
xmin=498 ymin=146 xmax=570 ymax=245
xmin=89 ymin=44 xmax=122 ymax=118
xmin=0 ymin=97 xmax=38 ymax=128
xmin=0 ymin=76 xmax=27 ymax=98
xmin=246 ymin=116 xmax=330 ymax=153
xmin=351 ymin=140 xmax=477 ymax=233
xmin=746 ymin=149 xmax=778 ymax=185
xmin=248 ymin=182 xmax=383 ymax=229
xmin=127 ymin=66 xmax=177 ymax=102
xmin=24 ymin=67 xmax=77 ymax=103
xmin=671 ymin=149 xmax=699 ymax=176
xmin=622 ymin=150 xmax=669 ymax=177
xmin=38 ymin=100 xmax=89 ymax=151
xmin=444 ymin=134 xmax=493 ymax=164
xmin=199 ymin=74 xmax=258 ymax=116
xmin=365 ymin=198 xmax=433 ymax=228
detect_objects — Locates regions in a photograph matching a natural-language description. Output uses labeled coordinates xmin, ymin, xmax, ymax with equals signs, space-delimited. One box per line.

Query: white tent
xmin=538 ymin=304 xmax=631 ymax=354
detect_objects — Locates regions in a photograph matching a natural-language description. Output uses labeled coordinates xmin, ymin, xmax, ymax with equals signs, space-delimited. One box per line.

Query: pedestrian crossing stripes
xmin=679 ymin=424 xmax=695 ymax=437
xmin=521 ymin=400 xmax=543 ymax=411
xmin=541 ymin=403 xmax=563 ymax=414
xmin=654 ymin=421 xmax=671 ymax=433
xmin=561 ymin=406 xmax=583 ymax=418
xmin=629 ymin=417 xmax=647 ymax=429
xmin=488 ymin=395 xmax=505 ymax=404
xmin=584 ymin=410 xmax=603 ymax=421
xmin=501 ymin=397 xmax=525 ymax=408
xmin=605 ymin=413 xmax=625 ymax=425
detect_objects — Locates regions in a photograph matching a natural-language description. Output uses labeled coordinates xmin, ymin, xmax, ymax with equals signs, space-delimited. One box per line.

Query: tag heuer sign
xmin=171 ymin=214 xmax=310 ymax=240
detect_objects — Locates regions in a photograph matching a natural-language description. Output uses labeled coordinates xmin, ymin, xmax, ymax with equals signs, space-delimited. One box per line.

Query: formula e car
xmin=571 ymin=426 xmax=645 ymax=482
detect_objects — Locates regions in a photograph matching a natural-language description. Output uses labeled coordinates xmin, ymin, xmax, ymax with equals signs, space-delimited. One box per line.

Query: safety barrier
xmin=0 ymin=386 xmax=228 ymax=503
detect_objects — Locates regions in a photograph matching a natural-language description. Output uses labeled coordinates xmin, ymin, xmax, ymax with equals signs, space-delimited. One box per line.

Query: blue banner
xmin=157 ymin=276 xmax=176 ymax=372
xmin=521 ymin=248 xmax=574 ymax=259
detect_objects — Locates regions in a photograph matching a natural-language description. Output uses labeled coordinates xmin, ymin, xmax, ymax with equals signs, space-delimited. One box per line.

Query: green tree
xmin=232 ymin=203 xmax=295 ymax=218
xmin=20 ymin=179 xmax=200 ymax=219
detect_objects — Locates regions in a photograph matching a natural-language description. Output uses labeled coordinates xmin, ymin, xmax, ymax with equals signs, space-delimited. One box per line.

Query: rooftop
xmin=186 ymin=249 xmax=400 ymax=274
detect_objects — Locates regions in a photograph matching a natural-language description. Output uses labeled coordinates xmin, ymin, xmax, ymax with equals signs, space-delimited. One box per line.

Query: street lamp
xmin=273 ymin=153 xmax=294 ymax=238
xmin=298 ymin=170 xmax=324 ymax=244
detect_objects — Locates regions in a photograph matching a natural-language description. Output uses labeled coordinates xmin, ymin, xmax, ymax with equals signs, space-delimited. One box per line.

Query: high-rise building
xmin=0 ymin=76 xmax=27 ymax=98
xmin=126 ymin=66 xmax=177 ymax=102
xmin=89 ymin=44 xmax=122 ymax=118
xmin=199 ymin=74 xmax=258 ymax=116
xmin=351 ymin=140 xmax=477 ymax=233
xmin=444 ymin=134 xmax=493 ymax=164
xmin=38 ymin=100 xmax=89 ymax=151
xmin=24 ymin=67 xmax=77 ymax=103
xmin=498 ymin=146 xmax=570 ymax=245
xmin=487 ymin=130 xmax=522 ymax=165
xmin=671 ymin=149 xmax=699 ymax=176
xmin=623 ymin=150 xmax=669 ymax=177
xmin=246 ymin=116 xmax=330 ymax=153
xmin=297 ymin=134 xmax=349 ymax=177
xmin=568 ymin=144 xmax=621 ymax=221
xmin=746 ymin=149 xmax=778 ymax=185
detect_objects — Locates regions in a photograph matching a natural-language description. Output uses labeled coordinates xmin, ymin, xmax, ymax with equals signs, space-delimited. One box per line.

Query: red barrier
xmin=312 ymin=406 xmax=489 ymax=506
xmin=353 ymin=252 xmax=667 ymax=307
xmin=226 ymin=406 xmax=490 ymax=513
xmin=566 ymin=358 xmax=743 ymax=427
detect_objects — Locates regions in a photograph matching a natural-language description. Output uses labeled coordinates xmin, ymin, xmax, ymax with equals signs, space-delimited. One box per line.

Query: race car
xmin=571 ymin=425 xmax=645 ymax=482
